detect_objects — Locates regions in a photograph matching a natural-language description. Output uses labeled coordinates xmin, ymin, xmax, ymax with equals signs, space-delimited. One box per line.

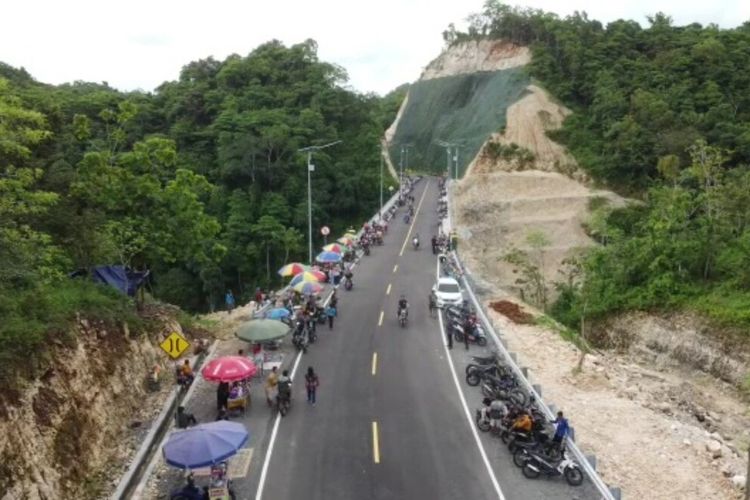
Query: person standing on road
xmin=305 ymin=367 xmax=320 ymax=405
xmin=326 ymin=304 xmax=337 ymax=329
xmin=264 ymin=366 xmax=278 ymax=407
xmin=217 ymin=381 xmax=230 ymax=415
xmin=550 ymin=411 xmax=569 ymax=452
xmin=446 ymin=323 xmax=453 ymax=349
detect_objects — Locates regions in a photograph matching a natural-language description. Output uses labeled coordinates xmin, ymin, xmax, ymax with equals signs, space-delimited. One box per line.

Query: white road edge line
xmin=435 ymin=256 xmax=506 ymax=500
xmin=255 ymin=279 xmax=339 ymax=500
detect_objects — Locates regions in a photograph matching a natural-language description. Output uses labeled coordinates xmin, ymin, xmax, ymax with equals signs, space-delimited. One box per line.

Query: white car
xmin=432 ymin=277 xmax=462 ymax=308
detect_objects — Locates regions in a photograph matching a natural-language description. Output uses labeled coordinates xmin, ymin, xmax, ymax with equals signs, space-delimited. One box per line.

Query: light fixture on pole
xmin=435 ymin=139 xmax=455 ymax=179
xmin=298 ymin=140 xmax=342 ymax=264
xmin=379 ymin=148 xmax=384 ymax=217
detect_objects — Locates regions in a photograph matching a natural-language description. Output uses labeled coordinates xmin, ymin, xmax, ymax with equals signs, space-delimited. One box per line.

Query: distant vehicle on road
xmin=433 ymin=277 xmax=462 ymax=308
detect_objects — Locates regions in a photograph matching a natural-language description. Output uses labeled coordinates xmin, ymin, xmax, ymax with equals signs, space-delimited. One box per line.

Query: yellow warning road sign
xmin=160 ymin=332 xmax=190 ymax=359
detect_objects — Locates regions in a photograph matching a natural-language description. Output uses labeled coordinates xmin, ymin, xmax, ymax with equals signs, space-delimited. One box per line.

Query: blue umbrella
xmin=266 ymin=307 xmax=291 ymax=320
xmin=162 ymin=421 xmax=249 ymax=469
xmin=316 ymin=251 xmax=342 ymax=263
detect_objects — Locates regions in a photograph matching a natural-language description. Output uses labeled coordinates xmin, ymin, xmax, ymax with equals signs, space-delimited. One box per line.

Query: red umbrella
xmin=201 ymin=356 xmax=257 ymax=382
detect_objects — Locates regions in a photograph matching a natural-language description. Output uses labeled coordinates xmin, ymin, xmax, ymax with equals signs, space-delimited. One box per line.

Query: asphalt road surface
xmin=253 ymin=178 xmax=600 ymax=500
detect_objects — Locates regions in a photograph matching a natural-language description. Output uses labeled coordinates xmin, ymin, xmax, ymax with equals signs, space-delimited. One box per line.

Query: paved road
xmin=253 ymin=178 xmax=600 ymax=500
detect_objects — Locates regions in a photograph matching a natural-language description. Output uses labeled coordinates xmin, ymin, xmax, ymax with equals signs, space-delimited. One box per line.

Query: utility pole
xmin=298 ymin=140 xmax=342 ymax=264
xmin=398 ymin=147 xmax=404 ymax=201
xmin=453 ymin=144 xmax=460 ymax=180
xmin=435 ymin=139 xmax=456 ymax=180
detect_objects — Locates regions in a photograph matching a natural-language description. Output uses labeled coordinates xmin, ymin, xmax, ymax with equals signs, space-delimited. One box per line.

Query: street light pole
xmin=299 ymin=140 xmax=342 ymax=264
xmin=379 ymin=151 xmax=384 ymax=217
xmin=306 ymin=151 xmax=313 ymax=264
xmin=399 ymin=146 xmax=404 ymax=201
xmin=454 ymin=145 xmax=460 ymax=180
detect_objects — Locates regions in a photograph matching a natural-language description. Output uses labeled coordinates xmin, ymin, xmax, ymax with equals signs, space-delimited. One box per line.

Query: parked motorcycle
xmin=344 ymin=276 xmax=353 ymax=290
xmin=451 ymin=322 xmax=488 ymax=346
xmin=522 ymin=451 xmax=584 ymax=486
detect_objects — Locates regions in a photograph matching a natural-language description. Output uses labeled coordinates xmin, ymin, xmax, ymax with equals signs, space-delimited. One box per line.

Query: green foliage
xmin=0 ymin=38 xmax=398 ymax=326
xmin=502 ymin=231 xmax=551 ymax=310
xmin=0 ymin=280 xmax=140 ymax=383
xmin=484 ymin=141 xmax=535 ymax=167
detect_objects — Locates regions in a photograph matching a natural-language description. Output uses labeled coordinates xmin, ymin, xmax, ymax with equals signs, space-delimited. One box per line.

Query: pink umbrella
xmin=201 ymin=356 xmax=257 ymax=382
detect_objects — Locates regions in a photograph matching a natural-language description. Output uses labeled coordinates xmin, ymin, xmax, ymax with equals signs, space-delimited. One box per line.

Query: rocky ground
xmin=482 ymin=294 xmax=749 ymax=500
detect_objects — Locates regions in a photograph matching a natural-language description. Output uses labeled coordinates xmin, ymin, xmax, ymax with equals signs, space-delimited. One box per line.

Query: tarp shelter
xmin=89 ymin=266 xmax=150 ymax=296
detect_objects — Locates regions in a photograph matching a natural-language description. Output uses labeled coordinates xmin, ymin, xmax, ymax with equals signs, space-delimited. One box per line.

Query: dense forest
xmin=449 ymin=2 xmax=750 ymax=331
xmin=0 ymin=39 xmax=400 ymax=378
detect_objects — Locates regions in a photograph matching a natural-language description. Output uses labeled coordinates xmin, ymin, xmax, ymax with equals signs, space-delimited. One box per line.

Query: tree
xmin=251 ymin=215 xmax=285 ymax=285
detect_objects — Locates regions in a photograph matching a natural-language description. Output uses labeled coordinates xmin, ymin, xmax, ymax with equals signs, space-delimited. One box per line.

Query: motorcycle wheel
xmin=507 ymin=439 xmax=518 ymax=453
xmin=564 ymin=466 xmax=584 ymax=486
xmin=513 ymin=448 xmax=530 ymax=468
xmin=465 ymin=364 xmax=479 ymax=375
xmin=477 ymin=336 xmax=488 ymax=347
xmin=466 ymin=372 xmax=480 ymax=386
xmin=522 ymin=463 xmax=541 ymax=479
xmin=500 ymin=430 xmax=510 ymax=444
xmin=509 ymin=388 xmax=527 ymax=407
xmin=476 ymin=418 xmax=491 ymax=432
xmin=453 ymin=332 xmax=463 ymax=342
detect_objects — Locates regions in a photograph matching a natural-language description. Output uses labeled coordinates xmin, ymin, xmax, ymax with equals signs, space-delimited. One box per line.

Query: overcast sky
xmin=2 ymin=0 xmax=748 ymax=96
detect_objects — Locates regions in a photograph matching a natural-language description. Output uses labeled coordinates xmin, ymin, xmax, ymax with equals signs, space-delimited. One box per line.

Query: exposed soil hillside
xmin=421 ymin=39 xmax=530 ymax=79
xmin=480 ymin=293 xmax=749 ymax=499
xmin=0 ymin=305 xmax=193 ymax=500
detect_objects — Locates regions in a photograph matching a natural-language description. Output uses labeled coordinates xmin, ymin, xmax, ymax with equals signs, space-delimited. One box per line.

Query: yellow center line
xmin=386 ymin=283 xmax=391 ymax=295
xmin=378 ymin=310 xmax=384 ymax=326
xmin=372 ymin=421 xmax=381 ymax=464
xmin=393 ymin=264 xmax=398 ymax=273
xmin=399 ymin=181 xmax=430 ymax=256
xmin=372 ymin=352 xmax=378 ymax=375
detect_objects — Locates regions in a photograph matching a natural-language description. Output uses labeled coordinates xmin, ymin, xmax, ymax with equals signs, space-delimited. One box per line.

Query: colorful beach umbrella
xmin=266 ymin=307 xmax=291 ymax=320
xmin=201 ymin=356 xmax=257 ymax=382
xmin=289 ymin=270 xmax=326 ymax=286
xmin=277 ymin=263 xmax=310 ymax=277
xmin=322 ymin=243 xmax=345 ymax=253
xmin=315 ymin=251 xmax=342 ymax=263
xmin=162 ymin=421 xmax=248 ymax=469
xmin=293 ymin=281 xmax=324 ymax=295
xmin=337 ymin=236 xmax=354 ymax=246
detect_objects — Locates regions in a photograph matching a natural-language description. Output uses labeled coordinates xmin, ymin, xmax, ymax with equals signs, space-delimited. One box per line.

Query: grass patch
xmin=685 ymin=290 xmax=750 ymax=330
xmin=0 ymin=279 xmax=141 ymax=386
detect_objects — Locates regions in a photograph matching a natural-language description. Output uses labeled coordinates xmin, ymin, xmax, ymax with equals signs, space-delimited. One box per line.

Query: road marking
xmin=254 ymin=348 xmax=304 ymax=500
xmin=372 ymin=421 xmax=381 ymax=464
xmin=386 ymin=283 xmax=391 ymax=295
xmin=372 ymin=352 xmax=378 ymax=375
xmin=378 ymin=310 xmax=384 ymax=326
xmin=399 ymin=180 xmax=430 ymax=256
xmin=393 ymin=264 xmax=398 ymax=273
xmin=435 ymin=257 xmax=506 ymax=500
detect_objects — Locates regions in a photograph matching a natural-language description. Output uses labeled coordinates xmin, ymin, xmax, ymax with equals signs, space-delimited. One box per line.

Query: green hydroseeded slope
xmin=389 ymin=67 xmax=529 ymax=177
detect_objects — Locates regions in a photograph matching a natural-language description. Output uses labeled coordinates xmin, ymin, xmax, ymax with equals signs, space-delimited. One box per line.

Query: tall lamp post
xmin=298 ymin=140 xmax=342 ymax=264
xmin=379 ymin=149 xmax=384 ymax=217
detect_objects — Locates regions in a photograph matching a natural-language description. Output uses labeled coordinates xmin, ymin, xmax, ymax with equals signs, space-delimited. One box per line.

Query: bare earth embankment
xmin=450 ymin=57 xmax=748 ymax=498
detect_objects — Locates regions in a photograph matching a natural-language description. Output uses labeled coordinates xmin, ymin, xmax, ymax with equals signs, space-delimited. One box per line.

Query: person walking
xmin=446 ymin=324 xmax=453 ymax=349
xmin=264 ymin=366 xmax=278 ymax=407
xmin=305 ymin=367 xmax=320 ymax=405
xmin=225 ymin=290 xmax=235 ymax=312
xmin=326 ymin=304 xmax=337 ymax=329
xmin=217 ymin=381 xmax=230 ymax=415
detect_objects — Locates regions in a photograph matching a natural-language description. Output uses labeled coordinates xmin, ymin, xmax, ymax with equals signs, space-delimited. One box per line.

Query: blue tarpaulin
xmin=90 ymin=266 xmax=149 ymax=296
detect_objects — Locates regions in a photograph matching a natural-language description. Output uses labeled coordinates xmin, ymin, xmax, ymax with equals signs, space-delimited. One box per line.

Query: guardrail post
xmin=521 ymin=367 xmax=529 ymax=378
xmin=509 ymin=352 xmax=517 ymax=362
xmin=586 ymin=454 xmax=597 ymax=469
xmin=548 ymin=404 xmax=556 ymax=414
xmin=609 ymin=487 xmax=622 ymax=500
xmin=569 ymin=426 xmax=576 ymax=442
xmin=532 ymin=384 xmax=542 ymax=397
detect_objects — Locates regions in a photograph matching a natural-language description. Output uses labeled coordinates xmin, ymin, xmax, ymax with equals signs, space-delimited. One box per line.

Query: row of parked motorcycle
xmin=467 ymin=354 xmax=585 ymax=486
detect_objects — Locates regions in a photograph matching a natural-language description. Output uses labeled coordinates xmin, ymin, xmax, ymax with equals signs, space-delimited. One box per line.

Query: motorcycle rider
xmin=277 ymin=370 xmax=292 ymax=410
xmin=343 ymin=266 xmax=354 ymax=288
xmin=412 ymin=233 xmax=420 ymax=249
xmin=489 ymin=399 xmax=506 ymax=432
xmin=397 ymin=294 xmax=409 ymax=319
xmin=511 ymin=410 xmax=533 ymax=436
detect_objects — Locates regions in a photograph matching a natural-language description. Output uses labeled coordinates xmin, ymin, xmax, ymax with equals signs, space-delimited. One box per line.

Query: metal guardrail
xmin=443 ymin=181 xmax=617 ymax=500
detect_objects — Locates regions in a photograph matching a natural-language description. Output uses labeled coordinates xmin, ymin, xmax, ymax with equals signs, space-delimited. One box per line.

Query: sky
xmin=1 ymin=0 xmax=748 ymax=96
